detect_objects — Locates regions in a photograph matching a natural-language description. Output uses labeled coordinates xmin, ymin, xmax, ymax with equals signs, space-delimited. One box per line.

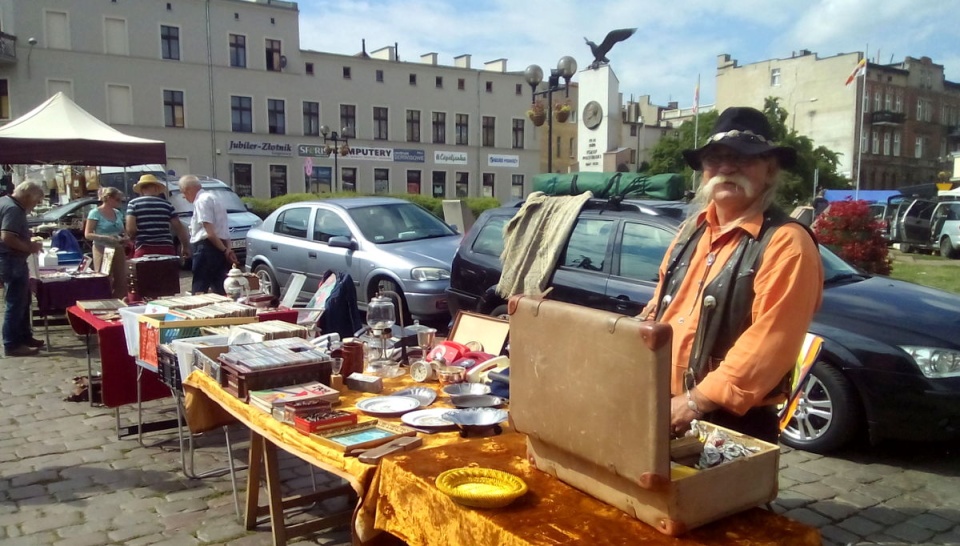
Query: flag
xmin=844 ymin=58 xmax=866 ymax=86
xmin=693 ymin=83 xmax=700 ymax=114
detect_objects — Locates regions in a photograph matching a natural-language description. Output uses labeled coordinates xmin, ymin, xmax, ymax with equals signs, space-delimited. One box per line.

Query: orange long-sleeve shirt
xmin=648 ymin=203 xmax=823 ymax=415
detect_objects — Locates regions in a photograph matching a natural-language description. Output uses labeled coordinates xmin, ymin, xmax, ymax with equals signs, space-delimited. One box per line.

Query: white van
xmin=98 ymin=164 xmax=168 ymax=197
xmin=167 ymin=176 xmax=263 ymax=264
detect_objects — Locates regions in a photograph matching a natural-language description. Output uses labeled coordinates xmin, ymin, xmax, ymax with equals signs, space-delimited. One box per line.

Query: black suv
xmin=446 ymin=197 xmax=960 ymax=454
xmin=446 ymin=199 xmax=685 ymax=319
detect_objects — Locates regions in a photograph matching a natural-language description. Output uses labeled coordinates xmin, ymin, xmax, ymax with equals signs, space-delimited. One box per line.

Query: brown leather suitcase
xmin=508 ymin=295 xmax=779 ymax=535
xmin=128 ymin=256 xmax=181 ymax=298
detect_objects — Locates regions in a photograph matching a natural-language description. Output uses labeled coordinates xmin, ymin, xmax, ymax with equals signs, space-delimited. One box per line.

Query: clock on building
xmin=583 ymin=100 xmax=603 ymax=130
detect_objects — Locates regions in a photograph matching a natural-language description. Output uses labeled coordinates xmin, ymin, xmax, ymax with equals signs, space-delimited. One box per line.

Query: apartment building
xmin=0 ymin=0 xmax=540 ymax=201
xmin=715 ymin=50 xmax=960 ymax=191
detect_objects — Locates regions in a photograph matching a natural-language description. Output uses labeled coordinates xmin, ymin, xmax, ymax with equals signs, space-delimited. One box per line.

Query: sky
xmin=296 ymin=0 xmax=959 ymax=109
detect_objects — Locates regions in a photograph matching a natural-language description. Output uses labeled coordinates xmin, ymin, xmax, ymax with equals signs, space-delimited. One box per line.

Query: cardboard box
xmin=507 ymin=295 xmax=779 ymax=536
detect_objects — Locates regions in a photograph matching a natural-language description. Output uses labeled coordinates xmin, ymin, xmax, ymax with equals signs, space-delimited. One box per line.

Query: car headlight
xmin=899 ymin=346 xmax=960 ymax=378
xmin=250 ymin=217 xmax=263 ymax=229
xmin=411 ymin=267 xmax=450 ymax=281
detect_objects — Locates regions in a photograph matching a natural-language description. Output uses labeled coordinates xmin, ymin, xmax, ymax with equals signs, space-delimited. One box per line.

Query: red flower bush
xmin=812 ymin=199 xmax=891 ymax=275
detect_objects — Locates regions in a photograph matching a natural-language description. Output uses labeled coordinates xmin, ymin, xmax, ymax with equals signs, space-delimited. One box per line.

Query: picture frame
xmin=75 ymin=255 xmax=93 ymax=274
xmin=100 ymin=247 xmax=116 ymax=275
xmin=311 ymin=420 xmax=416 ymax=452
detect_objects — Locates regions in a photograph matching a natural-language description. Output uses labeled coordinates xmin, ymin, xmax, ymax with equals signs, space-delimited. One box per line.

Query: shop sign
xmin=394 ymin=149 xmax=426 ymax=163
xmin=227 ymin=139 xmax=294 ymax=157
xmin=487 ymin=154 xmax=519 ymax=168
xmin=346 ymin=146 xmax=393 ymax=161
xmin=435 ymin=151 xmax=468 ymax=165
xmin=297 ymin=144 xmax=330 ymax=158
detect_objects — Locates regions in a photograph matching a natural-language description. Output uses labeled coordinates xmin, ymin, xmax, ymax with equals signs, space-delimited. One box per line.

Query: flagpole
xmin=693 ymin=73 xmax=701 ymax=190
xmin=855 ymin=50 xmax=867 ymax=200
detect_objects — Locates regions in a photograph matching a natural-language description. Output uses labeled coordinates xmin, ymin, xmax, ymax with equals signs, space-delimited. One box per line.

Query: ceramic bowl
xmin=443 ymin=408 xmax=509 ymax=428
xmin=437 ymin=365 xmax=466 ymax=386
xmin=442 ymin=383 xmax=491 ymax=398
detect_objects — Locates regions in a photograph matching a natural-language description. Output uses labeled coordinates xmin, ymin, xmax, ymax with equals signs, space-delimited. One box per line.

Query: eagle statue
xmin=584 ymin=28 xmax=637 ymax=69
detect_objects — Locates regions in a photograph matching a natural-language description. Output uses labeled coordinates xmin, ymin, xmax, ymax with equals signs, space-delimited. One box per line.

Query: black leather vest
xmin=655 ymin=207 xmax=812 ymax=394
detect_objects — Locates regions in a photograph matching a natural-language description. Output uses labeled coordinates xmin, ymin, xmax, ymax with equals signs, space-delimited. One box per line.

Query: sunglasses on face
xmin=700 ymin=151 xmax=767 ymax=169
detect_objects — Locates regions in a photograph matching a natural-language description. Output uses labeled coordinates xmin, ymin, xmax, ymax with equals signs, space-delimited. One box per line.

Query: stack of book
xmin=248 ymin=381 xmax=340 ymax=416
xmin=151 ymin=293 xmax=233 ymax=310
xmin=228 ymin=320 xmax=309 ymax=344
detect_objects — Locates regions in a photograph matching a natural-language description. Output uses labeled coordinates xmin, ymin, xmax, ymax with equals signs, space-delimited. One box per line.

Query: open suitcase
xmin=507 ymin=295 xmax=780 ymax=535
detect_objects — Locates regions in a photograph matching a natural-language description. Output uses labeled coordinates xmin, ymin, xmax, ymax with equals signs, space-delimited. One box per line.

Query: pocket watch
xmin=410 ymin=359 xmax=435 ymax=382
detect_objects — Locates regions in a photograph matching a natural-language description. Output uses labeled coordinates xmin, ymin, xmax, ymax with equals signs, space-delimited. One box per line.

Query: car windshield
xmin=348 ymin=203 xmax=456 ymax=243
xmin=169 ymin=186 xmax=248 ymax=215
xmin=819 ymin=244 xmax=864 ymax=281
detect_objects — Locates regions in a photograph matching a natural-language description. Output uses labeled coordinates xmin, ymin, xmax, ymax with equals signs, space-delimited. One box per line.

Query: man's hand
xmin=29 ymin=241 xmax=43 ymax=254
xmin=670 ymin=394 xmax=698 ymax=436
xmin=225 ymin=248 xmax=237 ymax=264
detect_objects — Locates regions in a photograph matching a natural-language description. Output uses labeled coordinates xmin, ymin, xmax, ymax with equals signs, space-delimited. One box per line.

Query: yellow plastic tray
xmin=435 ymin=467 xmax=528 ymax=509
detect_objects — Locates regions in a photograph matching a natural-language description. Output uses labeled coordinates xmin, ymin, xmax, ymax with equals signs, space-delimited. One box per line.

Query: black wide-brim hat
xmin=682 ymin=106 xmax=797 ymax=170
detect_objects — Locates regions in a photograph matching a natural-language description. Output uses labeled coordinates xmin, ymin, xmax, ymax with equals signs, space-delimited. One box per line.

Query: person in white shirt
xmin=178 ymin=175 xmax=235 ymax=294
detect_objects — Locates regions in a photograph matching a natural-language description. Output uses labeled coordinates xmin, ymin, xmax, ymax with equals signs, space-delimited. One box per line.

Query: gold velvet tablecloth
xmin=184 ymin=371 xmax=820 ymax=545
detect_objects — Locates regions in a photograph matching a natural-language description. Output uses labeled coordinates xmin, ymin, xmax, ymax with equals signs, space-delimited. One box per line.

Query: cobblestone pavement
xmin=0 ymin=275 xmax=957 ymax=545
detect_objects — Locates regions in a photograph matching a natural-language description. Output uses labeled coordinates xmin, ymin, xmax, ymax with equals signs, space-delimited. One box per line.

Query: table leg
xmin=85 ymin=332 xmax=94 ymax=409
xmin=245 ymin=432 xmax=264 ymax=531
xmin=44 ymin=315 xmax=51 ymax=351
xmin=263 ymin=439 xmax=288 ymax=546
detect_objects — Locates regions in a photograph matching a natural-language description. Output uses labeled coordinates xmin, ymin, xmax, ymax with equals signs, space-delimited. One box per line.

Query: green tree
xmin=648 ymin=110 xmax=719 ymax=187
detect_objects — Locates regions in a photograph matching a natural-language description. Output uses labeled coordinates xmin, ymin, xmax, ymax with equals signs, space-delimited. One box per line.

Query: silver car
xmin=245 ymin=197 xmax=462 ymax=321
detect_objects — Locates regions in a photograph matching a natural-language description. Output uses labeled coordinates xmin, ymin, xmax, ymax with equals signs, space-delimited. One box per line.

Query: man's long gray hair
xmin=677 ymin=170 xmax=782 ymax=242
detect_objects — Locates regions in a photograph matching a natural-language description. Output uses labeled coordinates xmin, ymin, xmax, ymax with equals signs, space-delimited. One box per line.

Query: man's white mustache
xmin=703 ymin=174 xmax=754 ymax=198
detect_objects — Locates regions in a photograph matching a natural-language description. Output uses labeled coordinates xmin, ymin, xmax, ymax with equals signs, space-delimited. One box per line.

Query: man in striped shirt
xmin=125 ymin=174 xmax=190 ymax=259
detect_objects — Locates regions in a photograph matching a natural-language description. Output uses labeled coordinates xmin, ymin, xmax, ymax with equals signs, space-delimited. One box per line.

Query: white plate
xmin=401 ymin=408 xmax=458 ymax=429
xmin=355 ymin=395 xmax=421 ymax=416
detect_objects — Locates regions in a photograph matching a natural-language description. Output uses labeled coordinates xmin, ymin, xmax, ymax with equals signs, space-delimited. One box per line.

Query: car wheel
xmin=489 ymin=304 xmax=510 ymax=321
xmin=940 ymin=237 xmax=957 ymax=259
xmin=372 ymin=278 xmax=413 ymax=326
xmin=780 ymin=362 xmax=861 ymax=453
xmin=254 ymin=264 xmax=279 ymax=298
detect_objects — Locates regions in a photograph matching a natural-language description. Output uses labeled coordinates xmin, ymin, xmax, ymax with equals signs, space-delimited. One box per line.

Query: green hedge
xmin=242 ymin=192 xmax=502 ymax=224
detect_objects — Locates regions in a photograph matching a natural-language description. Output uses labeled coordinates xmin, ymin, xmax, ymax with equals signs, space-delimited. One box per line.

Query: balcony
xmin=870 ymin=110 xmax=905 ymax=126
xmin=947 ymin=126 xmax=960 ymax=141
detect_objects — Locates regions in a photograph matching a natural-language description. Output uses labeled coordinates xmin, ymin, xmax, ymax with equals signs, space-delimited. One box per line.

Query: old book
xmin=248 ymin=381 xmax=340 ymax=412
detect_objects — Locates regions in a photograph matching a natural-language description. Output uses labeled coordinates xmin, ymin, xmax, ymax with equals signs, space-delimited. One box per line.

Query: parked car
xmin=447 ymin=198 xmax=960 ymax=453
xmin=930 ymin=200 xmax=960 ymax=258
xmin=245 ymin=197 xmax=461 ymax=322
xmin=27 ymin=196 xmax=102 ymax=245
xmin=888 ymin=196 xmax=938 ymax=253
xmin=167 ymin=176 xmax=262 ymax=266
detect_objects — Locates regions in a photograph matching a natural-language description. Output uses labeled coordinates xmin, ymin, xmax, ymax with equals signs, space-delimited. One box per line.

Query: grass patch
xmin=887 ymin=261 xmax=960 ymax=294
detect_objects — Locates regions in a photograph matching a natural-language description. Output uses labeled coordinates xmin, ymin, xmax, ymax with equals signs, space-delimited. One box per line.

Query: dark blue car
xmin=446 ymin=199 xmax=960 ymax=453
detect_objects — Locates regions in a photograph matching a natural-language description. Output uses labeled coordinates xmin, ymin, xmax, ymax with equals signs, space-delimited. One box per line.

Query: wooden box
xmin=218 ymin=359 xmax=332 ymax=402
xmin=507 ymin=295 xmax=780 ymax=536
xmin=127 ymin=256 xmax=181 ymax=299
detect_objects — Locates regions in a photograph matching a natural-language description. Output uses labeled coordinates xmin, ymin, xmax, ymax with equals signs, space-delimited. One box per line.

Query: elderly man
xmin=0 ymin=181 xmax=46 ymax=357
xmin=125 ymin=174 xmax=190 ymax=259
xmin=643 ymin=107 xmax=823 ymax=442
xmin=179 ymin=175 xmax=235 ymax=295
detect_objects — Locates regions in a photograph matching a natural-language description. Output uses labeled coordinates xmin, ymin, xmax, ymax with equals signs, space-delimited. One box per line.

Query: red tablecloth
xmin=66 ymin=305 xmax=170 ymax=408
xmin=32 ymin=275 xmax=112 ymax=315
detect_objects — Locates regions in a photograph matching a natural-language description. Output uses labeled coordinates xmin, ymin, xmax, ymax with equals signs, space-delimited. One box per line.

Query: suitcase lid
xmin=508 ymin=295 xmax=673 ymax=485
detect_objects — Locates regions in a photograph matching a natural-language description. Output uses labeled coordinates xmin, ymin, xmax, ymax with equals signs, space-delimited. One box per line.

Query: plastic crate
xmin=170 ymin=335 xmax=230 ymax=385
xmin=119 ymin=306 xmax=149 ymax=357
xmin=138 ymin=314 xmax=256 ymax=367
xmin=157 ymin=345 xmax=182 ymax=392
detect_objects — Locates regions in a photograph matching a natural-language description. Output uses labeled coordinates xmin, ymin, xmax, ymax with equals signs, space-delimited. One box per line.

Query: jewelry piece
xmin=685 ymin=389 xmax=703 ymax=417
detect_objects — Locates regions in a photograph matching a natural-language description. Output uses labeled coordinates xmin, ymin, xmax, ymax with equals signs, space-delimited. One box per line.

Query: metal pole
xmin=547 ymin=87 xmax=554 ymax=174
xmin=333 ymin=149 xmax=339 ymax=193
xmin=855 ymin=50 xmax=867 ymax=200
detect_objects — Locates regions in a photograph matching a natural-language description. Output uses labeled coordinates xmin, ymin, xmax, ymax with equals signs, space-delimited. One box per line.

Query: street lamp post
xmin=319 ymin=125 xmax=350 ymax=193
xmin=524 ymin=57 xmax=578 ymax=173
xmin=636 ymin=115 xmax=644 ymax=172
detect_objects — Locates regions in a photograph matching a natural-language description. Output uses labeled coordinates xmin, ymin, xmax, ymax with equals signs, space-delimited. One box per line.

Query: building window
xmin=106 ymin=84 xmax=133 ymax=124
xmin=884 ymin=92 xmax=892 ymax=111
xmin=432 ymin=171 xmax=447 ymax=198
xmin=512 ymin=119 xmax=524 ymax=149
xmin=770 ymin=68 xmax=780 ymax=87
xmin=266 ymin=39 xmax=282 ymax=71
xmin=455 ymin=172 xmax=469 ymax=197
xmin=231 ymin=95 xmax=253 ymax=132
xmin=871 ymin=130 xmax=879 ymax=154
xmin=343 ymin=66 xmax=351 ymax=79
xmin=915 ymin=136 xmax=924 ymax=158
xmin=482 ymin=116 xmax=495 ymax=147
xmin=305 ymin=62 xmax=314 ymax=75
xmin=456 ymin=114 xmax=469 ymax=145
xmin=511 ymin=174 xmax=524 ymax=199
xmin=569 ymin=137 xmax=575 ymax=158
xmin=874 ymin=91 xmax=881 ymax=112
xmin=234 ymin=163 xmax=252 ymax=197
xmin=303 ymin=101 xmax=320 ymax=136
xmin=163 ymin=90 xmax=184 ymax=128
xmin=161 ymin=25 xmax=180 ymax=60
xmin=340 ymin=104 xmax=356 ymax=137
xmin=895 ymin=93 xmax=903 ymax=113
xmin=1 ymin=80 xmax=11 ymax=120
xmin=893 ymin=132 xmax=901 ymax=156
xmin=270 ymin=164 xmax=288 ymax=198
xmin=432 ymin=112 xmax=446 ymax=144
xmin=556 ymin=136 xmax=562 ymax=158
xmin=436 ymin=76 xmax=443 ymax=89
xmin=458 ymin=78 xmax=465 ymax=91
xmin=407 ymin=170 xmax=421 ymax=195
xmin=409 ymin=74 xmax=417 ymax=86
xmin=883 ymin=132 xmax=891 ymax=155
xmin=104 ymin=17 xmax=128 ymax=56
xmin=268 ymin=99 xmax=285 ymax=134
xmin=406 ymin=110 xmax=421 ymax=142
xmin=860 ymin=130 xmax=868 ymax=154
xmin=373 ymin=106 xmax=389 ymax=140
xmin=342 ymin=167 xmax=357 ymax=192
xmin=916 ymin=98 xmax=923 ymax=121
xmin=229 ymin=34 xmax=246 ymax=67
xmin=374 ymin=168 xmax=390 ymax=194
xmin=515 ymin=83 xmax=522 ymax=95
xmin=485 ymin=81 xmax=493 ymax=93
xmin=44 ymin=10 xmax=70 ymax=50
xmin=376 ymin=69 xmax=384 ymax=82
xmin=482 ymin=173 xmax=495 ymax=197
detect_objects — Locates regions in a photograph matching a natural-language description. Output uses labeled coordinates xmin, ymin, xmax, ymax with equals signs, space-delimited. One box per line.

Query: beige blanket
xmin=496 ymin=191 xmax=593 ymax=298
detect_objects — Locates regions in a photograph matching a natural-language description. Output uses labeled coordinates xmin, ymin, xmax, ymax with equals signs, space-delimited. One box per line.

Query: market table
xmin=31 ymin=273 xmax=112 ymax=348
xmin=184 ymin=371 xmax=821 ymax=546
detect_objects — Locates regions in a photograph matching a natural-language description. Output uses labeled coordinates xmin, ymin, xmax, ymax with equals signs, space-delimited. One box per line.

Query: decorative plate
xmin=451 ymin=394 xmax=505 ymax=409
xmin=401 ymin=408 xmax=457 ymax=430
xmin=355 ymin=395 xmax=421 ymax=417
xmin=435 ymin=467 xmax=528 ymax=508
xmin=391 ymin=387 xmax=437 ymax=407
xmin=443 ymin=408 xmax=509 ymax=428
xmin=442 ymin=383 xmax=491 ymax=398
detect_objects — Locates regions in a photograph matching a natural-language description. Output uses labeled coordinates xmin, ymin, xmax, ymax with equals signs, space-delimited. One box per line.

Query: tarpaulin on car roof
xmin=533 ymin=172 xmax=685 ymax=200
